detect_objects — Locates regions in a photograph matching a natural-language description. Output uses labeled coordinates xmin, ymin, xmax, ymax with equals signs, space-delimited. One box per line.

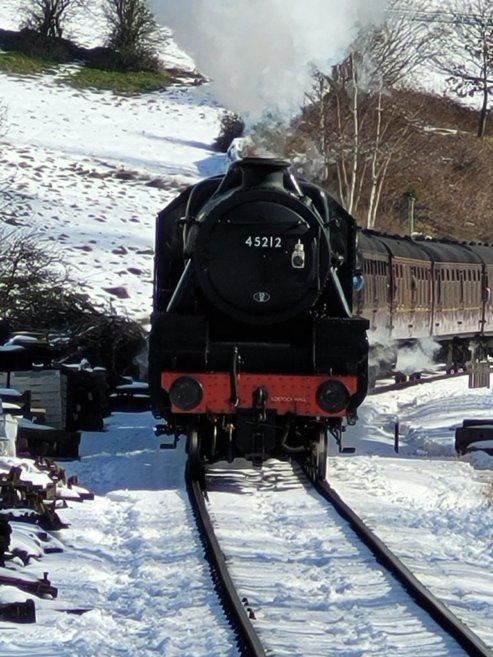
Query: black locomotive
xmin=149 ymin=157 xmax=369 ymax=480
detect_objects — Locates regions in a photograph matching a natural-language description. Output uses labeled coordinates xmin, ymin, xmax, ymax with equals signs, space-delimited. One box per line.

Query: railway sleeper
xmin=1 ymin=508 xmax=68 ymax=531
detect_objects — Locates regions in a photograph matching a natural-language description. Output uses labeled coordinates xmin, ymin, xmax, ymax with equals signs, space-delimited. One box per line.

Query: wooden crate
xmin=0 ymin=370 xmax=66 ymax=429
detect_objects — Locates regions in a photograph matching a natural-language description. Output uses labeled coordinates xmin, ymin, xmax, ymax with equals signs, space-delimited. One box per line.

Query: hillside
xmin=285 ymin=85 xmax=493 ymax=242
xmin=0 ymin=4 xmax=227 ymax=325
xmin=367 ymin=89 xmax=493 ymax=242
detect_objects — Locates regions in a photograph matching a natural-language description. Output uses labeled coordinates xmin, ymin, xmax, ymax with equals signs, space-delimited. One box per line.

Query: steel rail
xmin=314 ymin=478 xmax=493 ymax=657
xmin=186 ymin=466 xmax=267 ymax=657
xmin=370 ymin=370 xmax=465 ymax=395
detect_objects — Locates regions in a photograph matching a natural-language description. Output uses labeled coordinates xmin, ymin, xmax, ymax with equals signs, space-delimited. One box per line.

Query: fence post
xmin=468 ymin=360 xmax=491 ymax=389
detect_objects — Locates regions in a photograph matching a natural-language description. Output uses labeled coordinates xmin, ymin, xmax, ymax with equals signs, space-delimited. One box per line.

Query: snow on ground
xmin=2 ymin=375 xmax=493 ymax=655
xmin=0 ymin=0 xmax=228 ymax=326
xmin=0 ymin=70 xmax=225 ymax=324
xmin=2 ymin=1 xmax=493 ymax=654
xmin=330 ymin=377 xmax=493 ymax=648
xmin=0 ymin=415 xmax=239 ymax=657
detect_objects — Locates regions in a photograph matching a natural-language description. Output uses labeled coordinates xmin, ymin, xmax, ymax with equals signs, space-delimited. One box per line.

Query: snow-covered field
xmin=1 ymin=0 xmax=228 ymax=326
xmin=2 ymin=1 xmax=493 ymax=655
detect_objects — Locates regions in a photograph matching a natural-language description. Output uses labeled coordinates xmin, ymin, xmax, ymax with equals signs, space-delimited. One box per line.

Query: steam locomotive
xmin=149 ymin=158 xmax=369 ymax=480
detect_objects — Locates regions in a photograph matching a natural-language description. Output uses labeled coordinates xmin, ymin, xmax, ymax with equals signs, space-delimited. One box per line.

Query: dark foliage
xmin=60 ymin=313 xmax=147 ymax=387
xmin=214 ymin=112 xmax=245 ymax=152
xmin=103 ymin=0 xmax=161 ymax=72
xmin=0 ymin=26 xmax=162 ymax=72
xmin=0 ymin=27 xmax=115 ymax=66
xmin=0 ymin=230 xmax=146 ymax=384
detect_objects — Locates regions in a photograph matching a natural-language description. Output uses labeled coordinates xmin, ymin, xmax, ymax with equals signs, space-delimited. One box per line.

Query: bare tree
xmin=103 ymin=0 xmax=160 ymax=70
xmin=0 ymin=229 xmax=72 ymax=323
xmin=21 ymin=0 xmax=86 ymax=39
xmin=295 ymin=0 xmax=434 ymax=228
xmin=432 ymin=0 xmax=493 ymax=138
xmin=302 ymin=61 xmax=416 ymax=228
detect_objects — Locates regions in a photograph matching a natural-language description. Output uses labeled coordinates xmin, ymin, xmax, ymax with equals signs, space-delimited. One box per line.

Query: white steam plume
xmin=395 ymin=338 xmax=441 ymax=375
xmin=149 ymin=0 xmax=389 ymax=123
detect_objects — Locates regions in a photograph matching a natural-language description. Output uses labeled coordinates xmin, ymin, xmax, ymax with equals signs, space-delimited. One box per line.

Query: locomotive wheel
xmin=186 ymin=427 xmax=203 ymax=480
xmin=307 ymin=427 xmax=327 ymax=482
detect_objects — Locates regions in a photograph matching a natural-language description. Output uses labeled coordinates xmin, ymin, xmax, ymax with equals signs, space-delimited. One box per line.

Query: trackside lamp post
xmin=405 ymin=191 xmax=416 ymax=236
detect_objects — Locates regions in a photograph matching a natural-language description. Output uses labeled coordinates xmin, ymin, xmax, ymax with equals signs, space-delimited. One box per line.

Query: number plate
xmin=244 ymin=236 xmax=282 ymax=248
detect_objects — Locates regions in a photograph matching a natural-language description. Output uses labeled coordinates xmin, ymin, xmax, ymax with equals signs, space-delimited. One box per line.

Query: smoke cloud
xmin=149 ymin=0 xmax=388 ymax=123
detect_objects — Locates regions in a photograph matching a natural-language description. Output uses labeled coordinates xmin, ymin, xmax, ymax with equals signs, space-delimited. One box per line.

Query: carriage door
xmin=459 ymin=269 xmax=465 ymax=313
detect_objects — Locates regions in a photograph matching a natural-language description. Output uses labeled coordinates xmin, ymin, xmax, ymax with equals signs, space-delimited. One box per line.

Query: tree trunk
xmin=477 ymin=84 xmax=489 ymax=138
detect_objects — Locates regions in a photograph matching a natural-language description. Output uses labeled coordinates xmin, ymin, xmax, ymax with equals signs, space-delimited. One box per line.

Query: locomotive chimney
xmin=235 ymin=157 xmax=290 ymax=190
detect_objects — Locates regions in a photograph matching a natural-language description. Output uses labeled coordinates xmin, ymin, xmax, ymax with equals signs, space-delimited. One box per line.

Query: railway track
xmin=370 ymin=370 xmax=466 ymax=395
xmin=188 ymin=459 xmax=492 ymax=657
xmin=312 ymin=477 xmax=492 ymax=657
xmin=186 ymin=466 xmax=266 ymax=657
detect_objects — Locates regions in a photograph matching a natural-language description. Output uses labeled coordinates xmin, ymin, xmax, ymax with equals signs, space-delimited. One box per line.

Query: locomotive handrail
xmin=229 ymin=348 xmax=240 ymax=407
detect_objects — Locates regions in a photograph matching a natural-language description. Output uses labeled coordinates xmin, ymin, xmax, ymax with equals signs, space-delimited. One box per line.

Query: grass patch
xmin=0 ymin=50 xmax=57 ymax=74
xmin=63 ymin=65 xmax=174 ymax=93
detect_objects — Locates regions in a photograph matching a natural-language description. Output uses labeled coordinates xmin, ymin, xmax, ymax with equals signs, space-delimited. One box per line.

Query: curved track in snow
xmin=195 ymin=459 xmax=491 ymax=657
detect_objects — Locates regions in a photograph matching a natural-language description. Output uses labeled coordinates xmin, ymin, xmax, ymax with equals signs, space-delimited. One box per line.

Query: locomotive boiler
xmin=149 ymin=157 xmax=369 ymax=480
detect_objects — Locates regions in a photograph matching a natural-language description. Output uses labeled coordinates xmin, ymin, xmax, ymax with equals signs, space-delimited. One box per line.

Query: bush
xmin=214 ymin=112 xmax=245 ymax=152
xmin=103 ymin=0 xmax=161 ymax=73
xmin=0 ymin=229 xmax=146 ymax=382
